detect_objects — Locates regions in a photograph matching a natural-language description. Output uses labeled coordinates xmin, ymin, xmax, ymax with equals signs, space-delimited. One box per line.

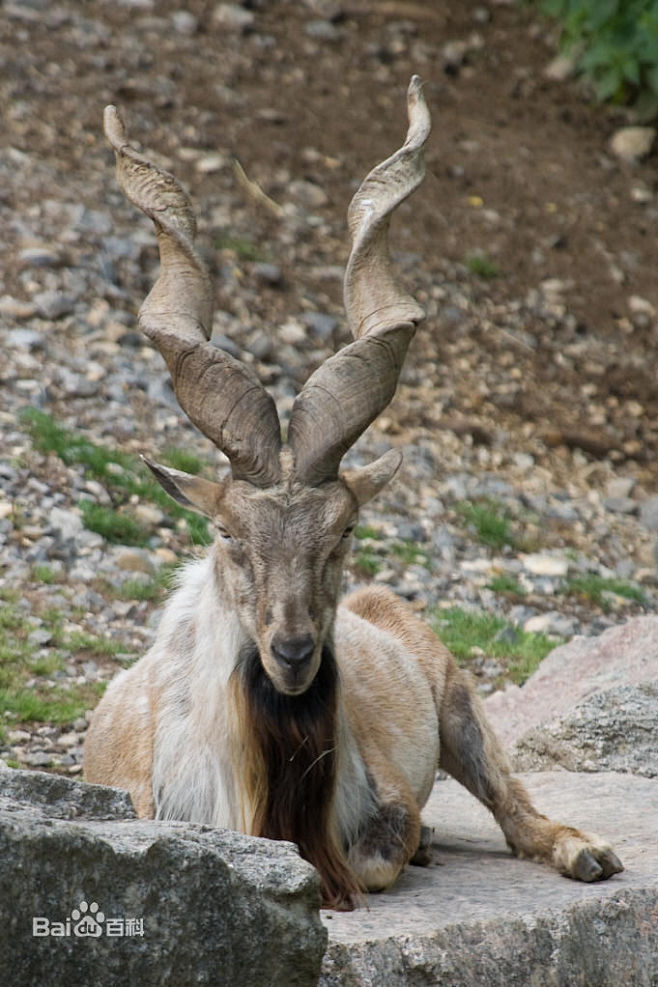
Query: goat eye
xmin=342 ymin=524 xmax=355 ymax=540
xmin=215 ymin=525 xmax=232 ymax=541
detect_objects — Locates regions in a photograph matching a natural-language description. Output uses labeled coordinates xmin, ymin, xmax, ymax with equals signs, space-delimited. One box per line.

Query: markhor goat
xmin=84 ymin=78 xmax=623 ymax=908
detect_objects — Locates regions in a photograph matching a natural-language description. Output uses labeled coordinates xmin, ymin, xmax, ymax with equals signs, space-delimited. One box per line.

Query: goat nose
xmin=271 ymin=634 xmax=315 ymax=668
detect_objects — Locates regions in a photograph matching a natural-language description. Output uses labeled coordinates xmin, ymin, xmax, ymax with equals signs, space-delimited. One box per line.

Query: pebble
xmin=213 ymin=3 xmax=254 ymax=30
xmin=305 ymin=19 xmax=342 ymax=42
xmin=604 ymin=496 xmax=638 ymax=516
xmin=288 ymin=179 xmax=329 ymax=209
xmin=25 ymin=751 xmax=53 ymax=767
xmin=606 ymin=476 xmax=636 ymax=499
xmin=196 ymin=153 xmax=227 ymax=174
xmin=8 ymin=328 xmax=45 ymax=350
xmin=253 ymin=263 xmax=283 ymax=286
xmin=639 ymin=496 xmax=658 ymax=532
xmin=609 ymin=127 xmax=656 ymax=163
xmin=0 ymin=296 xmax=38 ymax=320
xmin=303 ymin=311 xmax=338 ymax=340
xmin=32 ymin=290 xmax=76 ymax=320
xmin=49 ymin=508 xmax=84 ymax=542
xmin=523 ymin=611 xmax=579 ymax=638
xmin=521 ymin=553 xmax=570 ymax=578
xmin=543 ymin=54 xmax=576 ymax=82
xmin=19 ymin=246 xmax=64 ymax=268
xmin=133 ymin=503 xmax=166 ymax=526
xmin=171 ymin=10 xmax=198 ymax=35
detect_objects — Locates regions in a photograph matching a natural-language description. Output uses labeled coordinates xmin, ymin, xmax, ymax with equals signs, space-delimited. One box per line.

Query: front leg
xmin=438 ymin=665 xmax=624 ymax=882
xmin=347 ymin=779 xmax=422 ymax=892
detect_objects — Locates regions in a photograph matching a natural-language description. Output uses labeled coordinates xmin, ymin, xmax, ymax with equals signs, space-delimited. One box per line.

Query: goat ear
xmin=142 ymin=457 xmax=225 ymax=518
xmin=342 ymin=449 xmax=402 ymax=506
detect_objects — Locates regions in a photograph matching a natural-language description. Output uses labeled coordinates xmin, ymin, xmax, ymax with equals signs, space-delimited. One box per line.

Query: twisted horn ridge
xmin=103 ymin=106 xmax=282 ymax=487
xmin=288 ymin=76 xmax=431 ymax=486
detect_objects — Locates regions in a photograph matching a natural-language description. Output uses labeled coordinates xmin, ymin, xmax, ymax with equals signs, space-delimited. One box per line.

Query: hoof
xmin=572 ymin=846 xmax=624 ymax=883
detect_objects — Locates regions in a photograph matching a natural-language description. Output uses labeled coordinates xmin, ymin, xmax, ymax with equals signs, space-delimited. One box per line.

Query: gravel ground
xmin=1 ymin=0 xmax=658 ymax=774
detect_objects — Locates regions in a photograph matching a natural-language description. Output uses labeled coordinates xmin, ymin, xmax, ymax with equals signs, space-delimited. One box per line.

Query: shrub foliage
xmin=539 ymin=0 xmax=658 ymax=118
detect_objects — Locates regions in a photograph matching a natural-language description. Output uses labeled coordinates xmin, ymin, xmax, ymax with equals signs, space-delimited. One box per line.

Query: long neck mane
xmin=233 ymin=642 xmax=362 ymax=909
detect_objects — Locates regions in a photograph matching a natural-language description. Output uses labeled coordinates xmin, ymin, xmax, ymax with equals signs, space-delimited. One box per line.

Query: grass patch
xmin=354 ymin=524 xmax=384 ymax=541
xmin=352 ymin=549 xmax=382 ymax=578
xmin=431 ymin=606 xmax=558 ymax=684
xmin=117 ymin=566 xmax=175 ymax=602
xmin=464 ymin=251 xmax=500 ymax=279
xmin=390 ymin=540 xmax=431 ymax=569
xmin=0 ymin=688 xmax=89 ymax=725
xmin=31 ymin=564 xmax=60 ymax=585
xmin=79 ymin=501 xmax=150 ymax=547
xmin=487 ymin=573 xmax=526 ymax=596
xmin=215 ymin=233 xmax=268 ymax=263
xmin=21 ymin=408 xmax=211 ymax=546
xmin=30 ymin=653 xmax=64 ymax=677
xmin=456 ymin=500 xmax=515 ymax=551
xmin=564 ymin=575 xmax=646 ymax=611
xmin=62 ymin=631 xmax=127 ymax=659
xmin=0 ymin=598 xmax=101 ymax=730
xmin=161 ymin=448 xmax=204 ymax=475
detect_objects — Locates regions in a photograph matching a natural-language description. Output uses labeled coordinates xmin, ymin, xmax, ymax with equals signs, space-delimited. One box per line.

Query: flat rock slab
xmin=320 ymin=772 xmax=658 ymax=987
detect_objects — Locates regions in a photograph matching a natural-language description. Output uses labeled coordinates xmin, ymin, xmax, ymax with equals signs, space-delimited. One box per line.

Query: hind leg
xmin=438 ymin=664 xmax=623 ymax=882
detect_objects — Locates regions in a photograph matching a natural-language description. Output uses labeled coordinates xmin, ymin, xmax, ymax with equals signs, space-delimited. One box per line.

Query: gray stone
xmin=210 ymin=331 xmax=242 ymax=358
xmin=7 ymin=328 xmax=45 ymax=350
xmin=0 ymin=769 xmax=326 ymax=986
xmin=486 ymin=616 xmax=658 ymax=747
xmin=24 ymin=751 xmax=54 ymax=768
xmin=57 ymin=368 xmax=100 ymax=398
xmin=253 ymin=262 xmax=283 ymax=285
xmin=639 ymin=494 xmax=658 ymax=531
xmin=27 ymin=628 xmax=53 ymax=647
xmin=603 ymin=495 xmax=638 ymax=516
xmin=18 ymin=245 xmax=63 ymax=268
xmin=606 ymin=476 xmax=636 ymax=499
xmin=303 ymin=311 xmax=338 ymax=340
xmin=512 ymin=681 xmax=658 ymax=777
xmin=33 ymin=290 xmax=76 ymax=320
xmin=321 ymin=772 xmax=658 ymax=987
xmin=48 ymin=507 xmax=84 ymax=543
xmin=247 ymin=331 xmax=273 ymax=360
xmin=522 ymin=610 xmax=578 ymax=638
xmin=0 ymin=770 xmax=135 ymax=819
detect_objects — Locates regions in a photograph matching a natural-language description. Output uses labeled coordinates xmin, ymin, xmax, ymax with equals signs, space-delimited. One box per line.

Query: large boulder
xmin=512 ymin=681 xmax=658 ymax=776
xmin=0 ymin=768 xmax=326 ymax=987
xmin=485 ymin=616 xmax=658 ymax=748
xmin=320 ymin=771 xmax=658 ymax=987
